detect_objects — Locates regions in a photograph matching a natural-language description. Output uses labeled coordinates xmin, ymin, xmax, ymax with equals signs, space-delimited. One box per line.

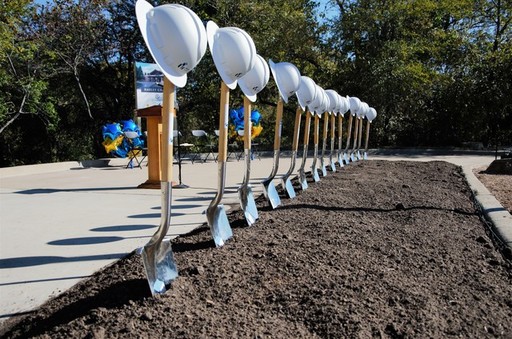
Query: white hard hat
xmin=238 ymin=54 xmax=270 ymax=102
xmin=308 ymin=85 xmax=324 ymax=114
xmin=338 ymin=95 xmax=349 ymax=115
xmin=269 ymin=60 xmax=301 ymax=103
xmin=207 ymin=21 xmax=256 ymax=89
xmin=321 ymin=90 xmax=331 ymax=113
xmin=349 ymin=96 xmax=362 ymax=116
xmin=296 ymin=76 xmax=317 ymax=111
xmin=358 ymin=102 xmax=369 ymax=118
xmin=135 ymin=0 xmax=207 ymax=88
xmin=325 ymin=90 xmax=339 ymax=114
xmin=367 ymin=107 xmax=377 ymax=122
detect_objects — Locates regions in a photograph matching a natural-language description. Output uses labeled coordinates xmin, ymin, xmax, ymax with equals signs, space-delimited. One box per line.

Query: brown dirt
xmin=474 ymin=166 xmax=512 ymax=214
xmin=1 ymin=160 xmax=511 ymax=338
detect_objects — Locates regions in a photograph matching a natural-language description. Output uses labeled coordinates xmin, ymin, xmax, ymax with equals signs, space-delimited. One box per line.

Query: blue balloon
xmin=102 ymin=123 xmax=122 ymax=141
xmin=121 ymin=119 xmax=139 ymax=133
xmin=251 ymin=110 xmax=261 ymax=125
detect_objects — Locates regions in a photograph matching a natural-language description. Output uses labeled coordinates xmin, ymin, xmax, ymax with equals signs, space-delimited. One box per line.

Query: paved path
xmin=0 ymin=150 xmax=506 ymax=324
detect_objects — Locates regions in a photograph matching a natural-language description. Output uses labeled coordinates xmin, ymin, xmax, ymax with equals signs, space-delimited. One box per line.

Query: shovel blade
xmin=299 ymin=170 xmax=308 ymax=190
xmin=363 ymin=152 xmax=368 ymax=160
xmin=283 ymin=178 xmax=296 ymax=199
xmin=350 ymin=153 xmax=356 ymax=162
xmin=208 ymin=205 xmax=233 ymax=247
xmin=338 ymin=154 xmax=344 ymax=167
xmin=343 ymin=153 xmax=350 ymax=164
xmin=239 ymin=186 xmax=258 ymax=226
xmin=330 ymin=162 xmax=336 ymax=172
xmin=263 ymin=181 xmax=281 ymax=209
xmin=312 ymin=167 xmax=320 ymax=182
xmin=321 ymin=165 xmax=327 ymax=177
xmin=141 ymin=239 xmax=178 ymax=295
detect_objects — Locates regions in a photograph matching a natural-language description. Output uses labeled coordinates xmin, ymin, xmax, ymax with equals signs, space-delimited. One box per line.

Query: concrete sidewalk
xmin=0 ymin=150 xmax=506 ymax=324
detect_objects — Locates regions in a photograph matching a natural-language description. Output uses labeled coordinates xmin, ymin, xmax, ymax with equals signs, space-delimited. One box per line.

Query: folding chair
xmin=191 ymin=130 xmax=216 ymax=163
xmin=124 ymin=131 xmax=147 ymax=169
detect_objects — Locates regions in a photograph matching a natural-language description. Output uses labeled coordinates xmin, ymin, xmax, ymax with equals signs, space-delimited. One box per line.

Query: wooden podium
xmin=136 ymin=105 xmax=162 ymax=189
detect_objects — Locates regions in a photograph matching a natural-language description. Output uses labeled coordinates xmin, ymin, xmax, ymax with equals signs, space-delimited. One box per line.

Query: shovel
xmin=319 ymin=111 xmax=329 ymax=177
xmin=141 ymin=77 xmax=178 ymax=295
xmin=350 ymin=116 xmax=359 ymax=162
xmin=237 ymin=96 xmax=258 ymax=225
xmin=261 ymin=97 xmax=284 ymax=209
xmin=310 ymin=113 xmax=321 ymax=182
xmin=206 ymin=81 xmax=233 ymax=247
xmin=364 ymin=118 xmax=371 ymax=160
xmin=356 ymin=114 xmax=363 ymax=160
xmin=337 ymin=113 xmax=344 ymax=167
xmin=298 ymin=110 xmax=312 ymax=190
xmin=328 ymin=112 xmax=337 ymax=172
xmin=281 ymin=107 xmax=302 ymax=198
xmin=343 ymin=113 xmax=353 ymax=164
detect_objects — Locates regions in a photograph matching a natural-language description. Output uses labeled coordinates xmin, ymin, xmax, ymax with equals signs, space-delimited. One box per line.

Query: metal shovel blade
xmin=321 ymin=164 xmax=327 ymax=177
xmin=207 ymin=204 xmax=233 ymax=247
xmin=141 ymin=239 xmax=178 ymax=295
xmin=330 ymin=161 xmax=336 ymax=172
xmin=238 ymin=185 xmax=258 ymax=226
xmin=350 ymin=152 xmax=356 ymax=162
xmin=312 ymin=166 xmax=320 ymax=182
xmin=263 ymin=180 xmax=281 ymax=209
xmin=299 ymin=168 xmax=308 ymax=190
xmin=283 ymin=177 xmax=296 ymax=199
xmin=364 ymin=151 xmax=368 ymax=160
xmin=343 ymin=152 xmax=350 ymax=164
xmin=338 ymin=153 xmax=344 ymax=167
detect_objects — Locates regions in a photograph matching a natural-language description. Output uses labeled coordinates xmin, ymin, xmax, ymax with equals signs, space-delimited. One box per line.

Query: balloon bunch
xmin=228 ymin=106 xmax=263 ymax=141
xmin=101 ymin=119 xmax=144 ymax=158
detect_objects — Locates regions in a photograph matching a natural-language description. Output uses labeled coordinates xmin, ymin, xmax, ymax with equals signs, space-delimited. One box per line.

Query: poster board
xmin=135 ymin=61 xmax=164 ymax=109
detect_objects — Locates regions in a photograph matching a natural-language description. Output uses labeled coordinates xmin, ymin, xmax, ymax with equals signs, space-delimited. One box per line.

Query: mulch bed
xmin=1 ymin=160 xmax=511 ymax=338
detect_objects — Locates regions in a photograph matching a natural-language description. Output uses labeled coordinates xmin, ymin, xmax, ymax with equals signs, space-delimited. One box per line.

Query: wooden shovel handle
xmin=365 ymin=120 xmax=371 ymax=151
xmin=322 ymin=112 xmax=329 ymax=140
xmin=337 ymin=114 xmax=343 ymax=139
xmin=291 ymin=107 xmax=302 ymax=151
xmin=273 ymin=98 xmax=284 ymax=151
xmin=330 ymin=114 xmax=335 ymax=139
xmin=161 ymin=77 xmax=175 ymax=183
xmin=314 ymin=114 xmax=319 ymax=145
xmin=244 ymin=96 xmax=251 ymax=150
xmin=345 ymin=114 xmax=354 ymax=149
xmin=303 ymin=111 xmax=312 ymax=146
xmin=217 ymin=82 xmax=230 ymax=161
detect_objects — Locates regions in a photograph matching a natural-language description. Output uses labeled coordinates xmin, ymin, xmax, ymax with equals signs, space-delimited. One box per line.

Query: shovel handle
xmin=217 ymin=82 xmax=230 ymax=162
xmin=291 ymin=107 xmax=302 ymax=151
xmin=344 ymin=114 xmax=353 ymax=151
xmin=364 ymin=120 xmax=371 ymax=151
xmin=358 ymin=116 xmax=364 ymax=149
xmin=273 ymin=98 xmax=283 ymax=151
xmin=330 ymin=113 xmax=335 ymax=140
xmin=337 ymin=114 xmax=343 ymax=139
xmin=322 ymin=112 xmax=329 ymax=140
xmin=303 ymin=111 xmax=312 ymax=146
xmin=161 ymin=77 xmax=175 ymax=183
xmin=243 ymin=96 xmax=251 ymax=151
xmin=352 ymin=117 xmax=359 ymax=151
xmin=314 ymin=114 xmax=319 ymax=145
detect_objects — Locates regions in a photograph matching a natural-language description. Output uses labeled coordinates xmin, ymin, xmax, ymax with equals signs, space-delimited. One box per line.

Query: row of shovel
xmin=134 ymin=0 xmax=377 ymax=295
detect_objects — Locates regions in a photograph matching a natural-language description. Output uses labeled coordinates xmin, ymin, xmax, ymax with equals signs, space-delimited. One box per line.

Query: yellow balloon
xmin=252 ymin=124 xmax=263 ymax=139
xmin=102 ymin=135 xmax=123 ymax=153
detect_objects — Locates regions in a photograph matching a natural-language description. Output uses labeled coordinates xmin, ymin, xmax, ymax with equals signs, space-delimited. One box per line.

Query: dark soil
xmin=1 ymin=160 xmax=511 ymax=338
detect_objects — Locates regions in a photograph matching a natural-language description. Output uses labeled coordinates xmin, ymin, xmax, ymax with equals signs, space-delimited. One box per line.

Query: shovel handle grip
xmin=303 ymin=111 xmax=312 ymax=146
xmin=243 ymin=96 xmax=251 ymax=150
xmin=273 ymin=98 xmax=283 ymax=151
xmin=161 ymin=77 xmax=175 ymax=183
xmin=217 ymin=82 xmax=230 ymax=161
xmin=291 ymin=107 xmax=302 ymax=151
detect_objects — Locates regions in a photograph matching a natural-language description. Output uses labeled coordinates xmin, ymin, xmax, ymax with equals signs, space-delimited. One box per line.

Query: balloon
xmin=252 ymin=124 xmax=263 ymax=139
xmin=102 ymin=123 xmax=123 ymax=140
xmin=251 ymin=110 xmax=261 ymax=125
xmin=101 ymin=120 xmax=144 ymax=158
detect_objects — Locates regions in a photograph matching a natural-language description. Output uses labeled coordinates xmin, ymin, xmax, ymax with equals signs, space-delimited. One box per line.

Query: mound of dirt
xmin=1 ymin=161 xmax=511 ymax=338
xmin=485 ymin=158 xmax=512 ymax=175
